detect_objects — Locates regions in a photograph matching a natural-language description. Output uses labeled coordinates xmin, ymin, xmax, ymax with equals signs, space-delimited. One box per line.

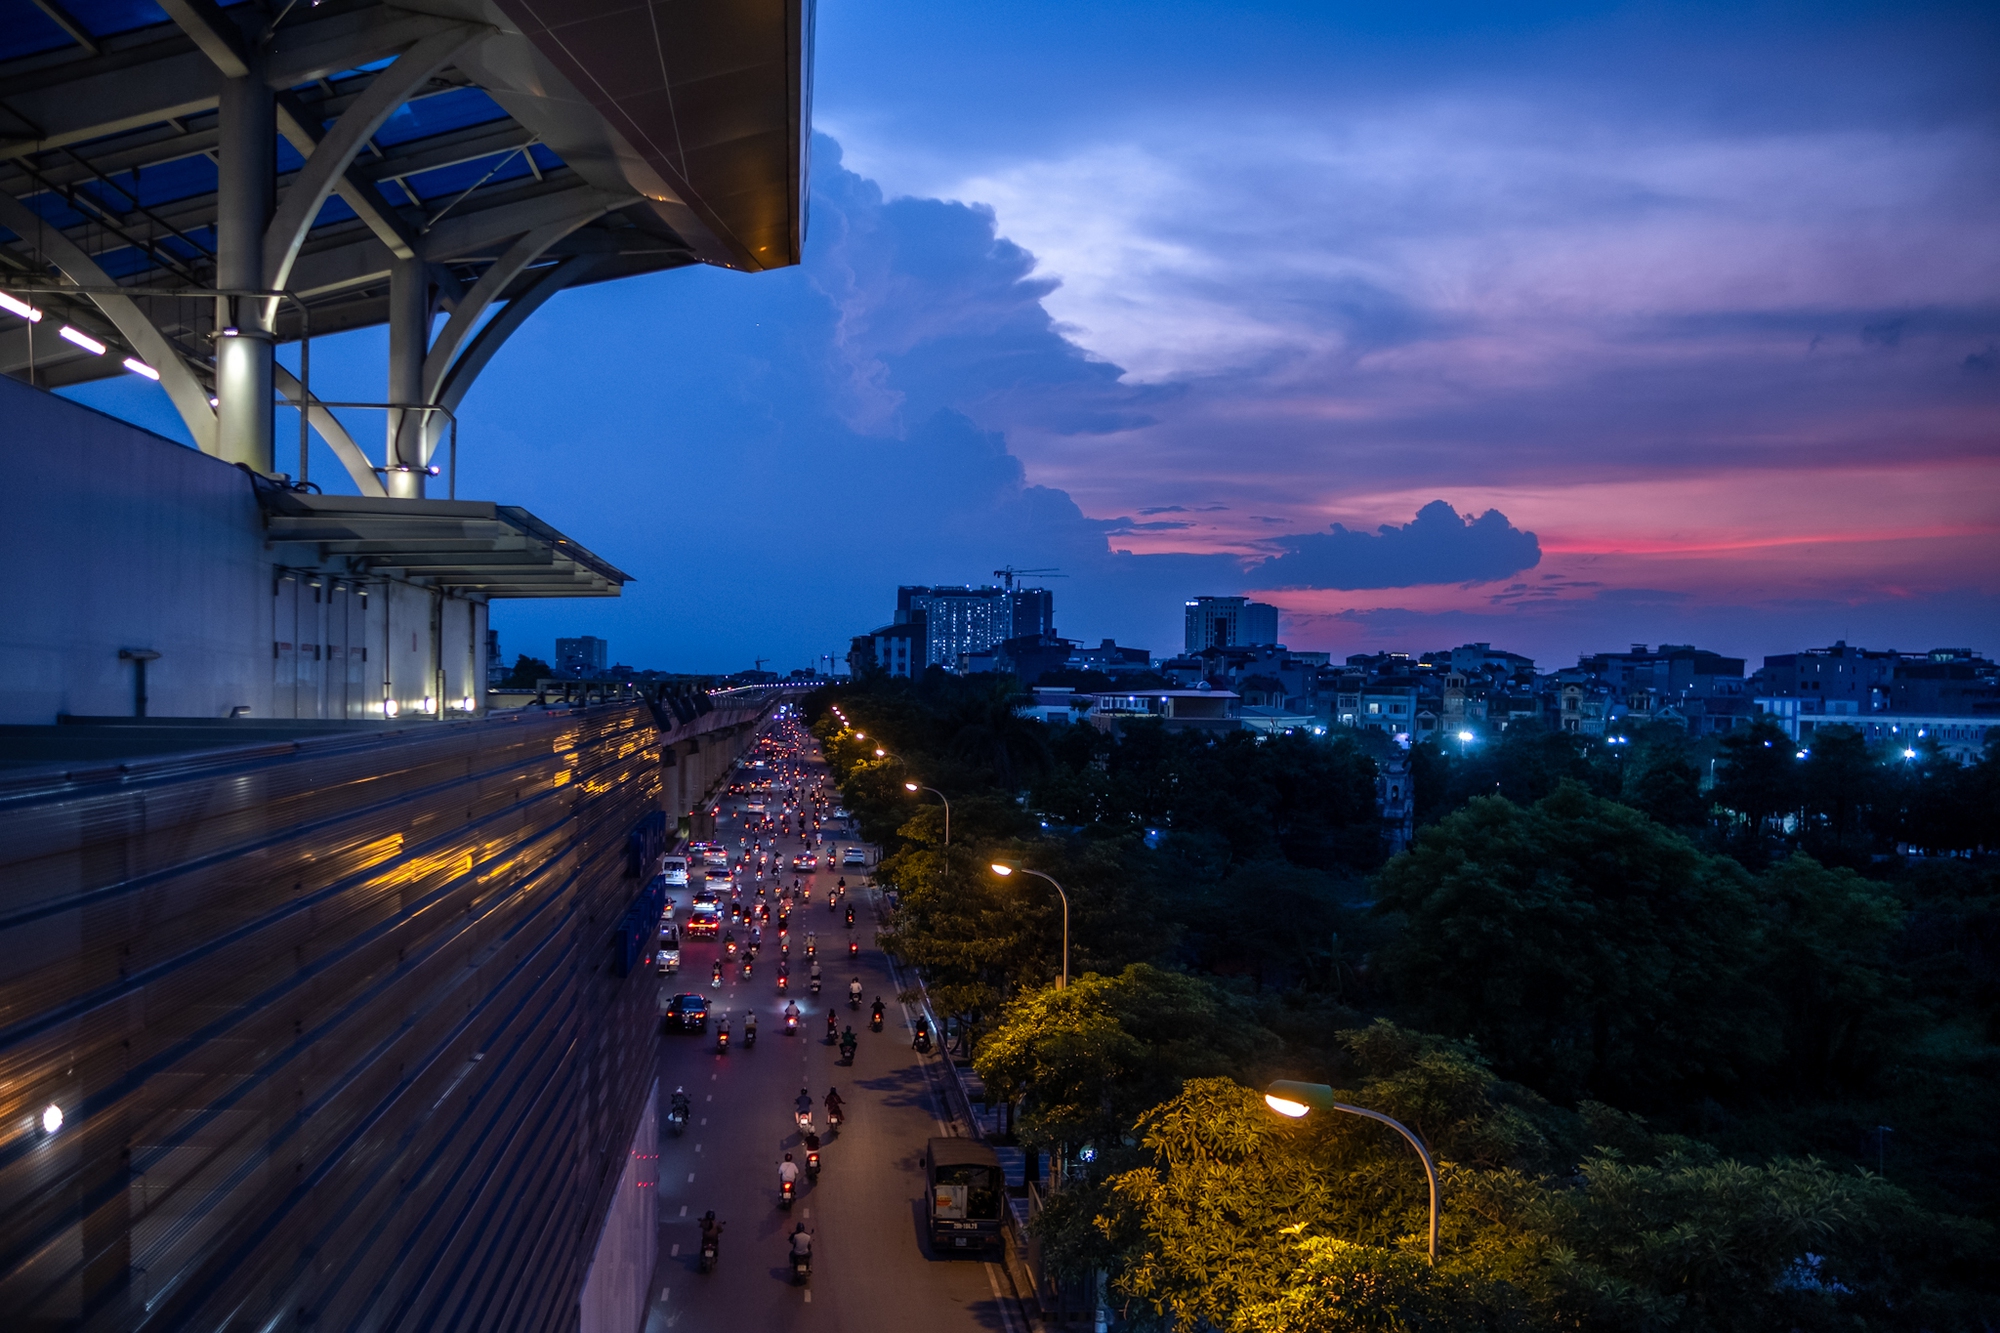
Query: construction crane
xmin=993 ymin=566 xmax=1066 ymax=591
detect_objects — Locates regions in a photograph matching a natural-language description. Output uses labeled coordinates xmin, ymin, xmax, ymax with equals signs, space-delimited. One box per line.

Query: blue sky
xmin=67 ymin=0 xmax=2000 ymax=674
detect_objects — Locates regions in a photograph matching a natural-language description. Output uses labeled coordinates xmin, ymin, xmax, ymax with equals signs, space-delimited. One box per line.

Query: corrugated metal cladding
xmin=0 ymin=704 xmax=683 ymax=1331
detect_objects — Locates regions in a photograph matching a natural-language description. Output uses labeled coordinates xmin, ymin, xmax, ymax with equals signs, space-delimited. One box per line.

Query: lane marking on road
xmin=695 ymin=1144 xmax=702 ymax=1152
xmin=670 ymin=1244 xmax=679 ymax=1257
xmin=687 ymin=1172 xmax=695 ymax=1183
xmin=661 ymin=1286 xmax=669 ymax=1301
xmin=679 ymin=1205 xmax=687 ymax=1217
xmin=986 ymin=1262 xmax=1022 ymax=1333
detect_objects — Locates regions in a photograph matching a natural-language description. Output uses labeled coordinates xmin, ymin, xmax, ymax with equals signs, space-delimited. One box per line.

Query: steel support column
xmin=214 ymin=48 xmax=275 ymax=474
xmin=385 ymin=255 xmax=429 ymax=498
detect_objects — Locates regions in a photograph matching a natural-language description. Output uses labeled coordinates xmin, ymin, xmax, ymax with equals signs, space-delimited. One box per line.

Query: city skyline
xmin=58 ymin=0 xmax=2000 ymax=674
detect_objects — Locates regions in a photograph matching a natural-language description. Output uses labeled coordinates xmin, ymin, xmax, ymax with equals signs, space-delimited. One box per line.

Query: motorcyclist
xmin=784 ymin=1000 xmax=800 ymax=1027
xmin=777 ymin=1153 xmax=801 ymax=1191
xmin=912 ymin=1015 xmax=932 ymax=1052
xmin=743 ymin=1010 xmax=758 ymax=1042
xmin=870 ymin=997 xmax=885 ymax=1026
xmin=839 ymin=1026 xmax=858 ymax=1061
xmin=809 ymin=960 xmax=822 ymax=984
xmin=794 ymin=1087 xmax=814 ymax=1129
xmin=700 ymin=1210 xmax=724 ymax=1257
xmin=848 ymin=978 xmax=863 ymax=1006
xmin=789 ymin=1222 xmax=813 ymax=1267
xmin=825 ymin=1011 xmax=838 ymax=1042
xmin=825 ymin=1087 xmax=845 ymax=1125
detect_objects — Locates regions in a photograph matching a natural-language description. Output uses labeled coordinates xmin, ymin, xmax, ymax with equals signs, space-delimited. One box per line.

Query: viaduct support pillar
xmin=215 ymin=48 xmax=275 ymax=474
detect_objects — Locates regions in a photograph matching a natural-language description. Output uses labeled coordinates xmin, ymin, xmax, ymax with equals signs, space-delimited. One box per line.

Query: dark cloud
xmin=1138 ymin=505 xmax=1189 ymax=515
xmin=1862 ymin=319 xmax=1905 ymax=348
xmin=1966 ymin=344 xmax=1998 ymax=374
xmin=1099 ymin=518 xmax=1197 ymax=534
xmin=1249 ymin=501 xmax=1541 ymax=590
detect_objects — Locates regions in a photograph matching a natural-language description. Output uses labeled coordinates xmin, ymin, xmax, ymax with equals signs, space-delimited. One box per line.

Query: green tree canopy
xmin=1373 ymin=784 xmax=1771 ymax=1106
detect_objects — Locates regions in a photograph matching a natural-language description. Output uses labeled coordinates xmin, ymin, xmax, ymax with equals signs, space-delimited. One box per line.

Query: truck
xmin=924 ymin=1138 xmax=1004 ymax=1255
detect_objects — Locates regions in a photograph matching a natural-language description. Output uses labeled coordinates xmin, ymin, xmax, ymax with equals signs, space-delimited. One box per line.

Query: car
xmin=657 ymin=935 xmax=681 ymax=974
xmin=842 ymin=847 xmax=869 ymax=867
xmin=792 ymin=853 xmax=818 ymax=870
xmin=687 ymin=903 xmax=721 ymax=937
xmin=703 ymin=849 xmax=730 ymax=870
xmin=662 ymin=855 xmax=690 ymax=887
xmin=746 ymin=802 xmax=766 ymax=815
xmin=664 ymin=993 xmax=708 ymax=1030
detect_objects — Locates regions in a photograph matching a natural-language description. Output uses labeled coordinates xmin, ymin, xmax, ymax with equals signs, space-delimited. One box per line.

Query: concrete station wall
xmin=0 ymin=377 xmax=485 ymax=726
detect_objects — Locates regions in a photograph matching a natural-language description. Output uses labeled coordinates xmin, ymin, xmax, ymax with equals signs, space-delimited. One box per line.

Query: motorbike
xmin=699 ymin=1234 xmax=718 ymax=1274
xmin=913 ymin=1022 xmax=932 ymax=1055
xmin=717 ymin=1025 xmax=730 ymax=1053
xmin=784 ymin=1011 xmax=799 ymax=1036
xmin=780 ymin=1176 xmax=796 ymax=1210
xmin=827 ymin=1103 xmax=844 ymax=1131
xmin=711 ymin=962 xmax=723 ymax=986
xmin=848 ymin=939 xmax=859 ymax=959
xmin=668 ymin=1101 xmax=690 ymax=1135
xmin=810 ymin=976 xmax=821 ymax=996
xmin=789 ymin=1247 xmax=811 ymax=1285
xmin=741 ymin=958 xmax=753 ymax=979
xmin=805 ymin=1145 xmax=821 ymax=1181
xmin=869 ymin=1004 xmax=885 ymax=1032
xmin=777 ymin=973 xmax=789 ymax=993
xmin=839 ymin=1035 xmax=857 ymax=1064
xmin=827 ymin=892 xmax=837 ymax=911
xmin=826 ymin=1013 xmax=839 ymax=1043
xmin=796 ymin=1108 xmax=814 ymax=1133
xmin=845 ymin=906 xmax=855 ymax=928
xmin=744 ymin=1019 xmax=758 ymax=1047
xmin=849 ymin=989 xmax=861 ymax=1009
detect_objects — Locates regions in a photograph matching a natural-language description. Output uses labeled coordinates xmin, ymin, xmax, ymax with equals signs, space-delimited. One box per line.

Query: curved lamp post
xmin=903 ymin=782 xmax=950 ymax=844
xmin=989 ymin=861 xmax=1068 ymax=988
xmin=1263 ymin=1079 xmax=1439 ymax=1264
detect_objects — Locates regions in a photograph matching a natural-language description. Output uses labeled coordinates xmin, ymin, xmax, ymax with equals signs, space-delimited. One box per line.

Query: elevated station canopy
xmin=0 ymin=0 xmax=811 ymax=495
xmin=260 ymin=484 xmax=632 ymax=597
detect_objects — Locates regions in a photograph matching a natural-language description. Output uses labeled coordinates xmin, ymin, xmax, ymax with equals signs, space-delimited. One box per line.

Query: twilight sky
xmin=68 ymin=0 xmax=2000 ymax=674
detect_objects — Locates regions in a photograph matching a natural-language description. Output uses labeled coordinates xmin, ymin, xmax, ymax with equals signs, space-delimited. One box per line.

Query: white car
xmin=842 ymin=847 xmax=869 ymax=867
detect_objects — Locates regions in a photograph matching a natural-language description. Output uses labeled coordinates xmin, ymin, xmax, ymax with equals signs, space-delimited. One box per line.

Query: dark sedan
xmin=664 ymin=992 xmax=710 ymax=1031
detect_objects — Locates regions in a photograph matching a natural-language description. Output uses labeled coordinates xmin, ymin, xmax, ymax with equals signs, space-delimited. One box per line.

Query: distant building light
xmin=59 ymin=325 xmax=106 ymax=355
xmin=122 ymin=357 xmax=160 ymax=380
xmin=42 ymin=1104 xmax=62 ymax=1134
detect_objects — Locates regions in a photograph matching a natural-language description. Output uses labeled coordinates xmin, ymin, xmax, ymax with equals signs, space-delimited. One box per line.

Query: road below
xmin=642 ymin=726 xmax=1025 ymax=1333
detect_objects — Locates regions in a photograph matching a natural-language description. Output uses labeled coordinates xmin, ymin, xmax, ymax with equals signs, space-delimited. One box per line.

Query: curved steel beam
xmin=264 ymin=24 xmax=483 ymax=296
xmin=424 ymin=253 xmax=603 ymax=463
xmin=0 ymin=190 xmax=217 ymax=453
xmin=421 ymin=210 xmax=609 ymax=403
xmin=272 ymin=363 xmax=386 ymax=497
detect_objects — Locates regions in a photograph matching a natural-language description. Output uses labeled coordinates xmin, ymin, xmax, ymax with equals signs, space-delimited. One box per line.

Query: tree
xmin=975 ymin=965 xmax=1273 ymax=1148
xmin=1799 ymin=725 xmax=1878 ymax=853
xmin=1372 ymin=784 xmax=1772 ymax=1106
xmin=1712 ymin=717 xmax=1802 ymax=836
xmin=501 ymin=654 xmax=552 ymax=687
xmin=1755 ymin=855 xmax=1907 ymax=1095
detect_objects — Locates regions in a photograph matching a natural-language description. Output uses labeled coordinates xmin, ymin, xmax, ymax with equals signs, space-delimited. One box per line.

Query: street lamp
xmin=989 ymin=862 xmax=1068 ymax=988
xmin=1263 ymin=1079 xmax=1439 ymax=1264
xmin=904 ymin=782 xmax=951 ymax=844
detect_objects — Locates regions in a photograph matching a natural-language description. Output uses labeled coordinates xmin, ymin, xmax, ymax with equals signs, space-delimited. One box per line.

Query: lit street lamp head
xmin=904 ymin=782 xmax=919 ymax=792
xmin=1263 ymin=1080 xmax=1336 ymax=1118
xmin=989 ymin=863 xmax=1013 ymax=876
